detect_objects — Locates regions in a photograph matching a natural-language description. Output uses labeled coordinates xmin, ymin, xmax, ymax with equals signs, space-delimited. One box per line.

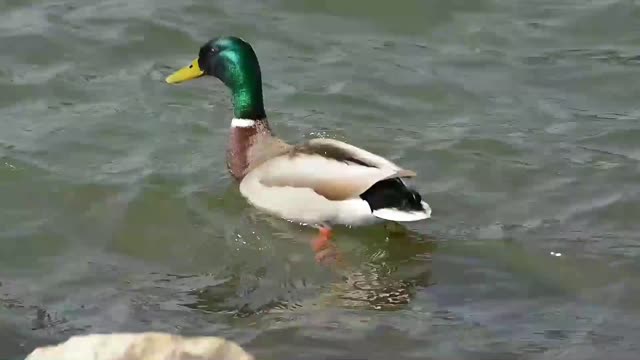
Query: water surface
xmin=2 ymin=0 xmax=640 ymax=359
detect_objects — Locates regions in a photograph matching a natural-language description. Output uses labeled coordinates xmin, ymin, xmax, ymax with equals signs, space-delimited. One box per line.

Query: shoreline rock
xmin=25 ymin=332 xmax=254 ymax=360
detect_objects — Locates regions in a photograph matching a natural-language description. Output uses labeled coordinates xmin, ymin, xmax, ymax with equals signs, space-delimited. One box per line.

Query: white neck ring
xmin=231 ymin=118 xmax=256 ymax=128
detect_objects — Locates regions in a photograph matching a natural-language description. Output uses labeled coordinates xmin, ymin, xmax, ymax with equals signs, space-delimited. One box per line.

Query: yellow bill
xmin=165 ymin=58 xmax=204 ymax=84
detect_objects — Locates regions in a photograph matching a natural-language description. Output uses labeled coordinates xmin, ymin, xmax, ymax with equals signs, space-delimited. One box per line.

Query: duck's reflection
xmin=323 ymin=223 xmax=436 ymax=310
xmin=181 ymin=218 xmax=436 ymax=315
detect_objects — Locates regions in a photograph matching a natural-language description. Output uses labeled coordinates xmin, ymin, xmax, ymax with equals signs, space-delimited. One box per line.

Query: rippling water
xmin=2 ymin=0 xmax=640 ymax=359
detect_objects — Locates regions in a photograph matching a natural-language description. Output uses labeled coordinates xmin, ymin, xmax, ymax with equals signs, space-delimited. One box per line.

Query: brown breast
xmin=226 ymin=120 xmax=274 ymax=181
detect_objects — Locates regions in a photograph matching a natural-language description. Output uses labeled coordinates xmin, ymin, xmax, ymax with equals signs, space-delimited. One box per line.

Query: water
xmin=2 ymin=0 xmax=640 ymax=358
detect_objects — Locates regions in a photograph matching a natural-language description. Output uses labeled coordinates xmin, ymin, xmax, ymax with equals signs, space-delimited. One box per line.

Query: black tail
xmin=360 ymin=178 xmax=424 ymax=212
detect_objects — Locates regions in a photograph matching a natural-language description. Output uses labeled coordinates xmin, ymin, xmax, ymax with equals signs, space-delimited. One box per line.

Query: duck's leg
xmin=310 ymin=225 xmax=340 ymax=265
xmin=311 ymin=225 xmax=332 ymax=252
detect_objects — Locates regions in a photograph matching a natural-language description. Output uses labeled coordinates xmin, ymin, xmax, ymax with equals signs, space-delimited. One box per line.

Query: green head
xmin=166 ymin=36 xmax=266 ymax=120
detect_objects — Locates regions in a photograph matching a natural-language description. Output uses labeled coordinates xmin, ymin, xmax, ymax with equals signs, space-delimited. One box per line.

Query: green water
xmin=2 ymin=0 xmax=640 ymax=358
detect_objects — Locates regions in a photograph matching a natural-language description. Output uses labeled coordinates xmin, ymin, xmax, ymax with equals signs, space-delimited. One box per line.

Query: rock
xmin=25 ymin=332 xmax=254 ymax=360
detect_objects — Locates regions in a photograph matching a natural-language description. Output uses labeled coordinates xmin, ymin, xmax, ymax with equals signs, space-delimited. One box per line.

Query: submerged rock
xmin=25 ymin=332 xmax=254 ymax=360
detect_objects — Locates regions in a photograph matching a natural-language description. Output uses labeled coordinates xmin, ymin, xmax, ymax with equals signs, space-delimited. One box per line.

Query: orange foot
xmin=311 ymin=226 xmax=341 ymax=265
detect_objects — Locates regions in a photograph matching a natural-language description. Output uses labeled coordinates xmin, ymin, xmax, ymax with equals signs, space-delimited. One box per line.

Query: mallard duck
xmin=165 ymin=36 xmax=431 ymax=251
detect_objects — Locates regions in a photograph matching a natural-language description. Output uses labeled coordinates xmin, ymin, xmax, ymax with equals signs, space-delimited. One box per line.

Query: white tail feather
xmin=372 ymin=201 xmax=432 ymax=222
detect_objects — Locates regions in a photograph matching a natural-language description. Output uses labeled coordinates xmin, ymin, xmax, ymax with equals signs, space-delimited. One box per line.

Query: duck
xmin=165 ymin=36 xmax=431 ymax=253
